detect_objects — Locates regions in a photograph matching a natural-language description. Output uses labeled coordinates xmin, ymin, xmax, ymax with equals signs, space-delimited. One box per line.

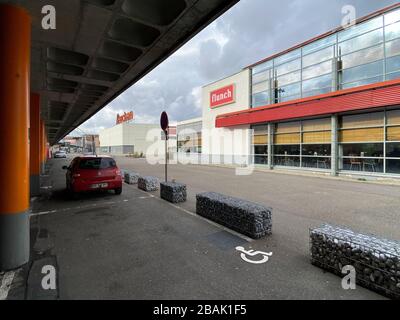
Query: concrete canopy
xmin=1 ymin=0 xmax=238 ymax=144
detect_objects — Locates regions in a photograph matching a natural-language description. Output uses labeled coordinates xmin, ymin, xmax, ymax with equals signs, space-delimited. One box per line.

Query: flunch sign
xmin=116 ymin=111 xmax=134 ymax=124
xmin=210 ymin=84 xmax=235 ymax=109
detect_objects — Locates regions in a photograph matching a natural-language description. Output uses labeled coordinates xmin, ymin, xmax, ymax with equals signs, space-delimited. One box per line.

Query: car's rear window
xmin=78 ymin=158 xmax=117 ymax=170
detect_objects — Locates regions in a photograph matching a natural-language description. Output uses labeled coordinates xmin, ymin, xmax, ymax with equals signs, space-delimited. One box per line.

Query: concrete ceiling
xmin=1 ymin=0 xmax=238 ymax=144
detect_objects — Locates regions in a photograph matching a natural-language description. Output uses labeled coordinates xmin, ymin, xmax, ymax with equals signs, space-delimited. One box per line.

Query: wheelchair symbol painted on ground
xmin=235 ymin=246 xmax=273 ymax=264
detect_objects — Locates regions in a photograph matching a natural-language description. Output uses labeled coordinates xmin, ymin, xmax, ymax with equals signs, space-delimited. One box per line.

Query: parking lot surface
xmin=23 ymin=155 xmax=400 ymax=299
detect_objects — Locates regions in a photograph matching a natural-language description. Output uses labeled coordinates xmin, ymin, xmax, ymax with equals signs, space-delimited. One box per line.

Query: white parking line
xmin=0 ymin=271 xmax=15 ymax=300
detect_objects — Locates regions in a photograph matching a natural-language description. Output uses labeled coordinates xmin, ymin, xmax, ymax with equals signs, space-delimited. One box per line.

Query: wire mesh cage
xmin=310 ymin=224 xmax=400 ymax=300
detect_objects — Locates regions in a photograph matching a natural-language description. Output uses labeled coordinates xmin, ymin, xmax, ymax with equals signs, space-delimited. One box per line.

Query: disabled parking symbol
xmin=236 ymin=246 xmax=273 ymax=264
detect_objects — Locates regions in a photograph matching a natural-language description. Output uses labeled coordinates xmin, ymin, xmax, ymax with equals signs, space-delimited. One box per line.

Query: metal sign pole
xmin=165 ymin=132 xmax=168 ymax=182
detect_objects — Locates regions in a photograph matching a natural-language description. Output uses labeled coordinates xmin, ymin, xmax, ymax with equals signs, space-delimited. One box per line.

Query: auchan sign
xmin=210 ymin=84 xmax=235 ymax=109
xmin=116 ymin=111 xmax=134 ymax=125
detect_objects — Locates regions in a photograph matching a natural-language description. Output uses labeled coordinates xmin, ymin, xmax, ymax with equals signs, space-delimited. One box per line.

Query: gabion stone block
xmin=138 ymin=176 xmax=159 ymax=192
xmin=124 ymin=171 xmax=140 ymax=185
xmin=310 ymin=224 xmax=400 ymax=300
xmin=160 ymin=182 xmax=187 ymax=203
xmin=196 ymin=192 xmax=272 ymax=239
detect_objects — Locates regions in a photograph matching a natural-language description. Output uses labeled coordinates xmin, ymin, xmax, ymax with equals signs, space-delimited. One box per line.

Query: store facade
xmin=201 ymin=3 xmax=400 ymax=178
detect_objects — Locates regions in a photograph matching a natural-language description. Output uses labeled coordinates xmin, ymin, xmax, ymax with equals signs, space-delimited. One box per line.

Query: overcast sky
xmin=76 ymin=0 xmax=399 ymax=135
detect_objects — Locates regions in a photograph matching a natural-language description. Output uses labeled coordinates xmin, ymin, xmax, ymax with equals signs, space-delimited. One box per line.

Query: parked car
xmin=54 ymin=150 xmax=67 ymax=158
xmin=63 ymin=156 xmax=123 ymax=196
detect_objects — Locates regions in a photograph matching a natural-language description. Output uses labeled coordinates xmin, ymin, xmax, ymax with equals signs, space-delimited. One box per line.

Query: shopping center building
xmin=199 ymin=3 xmax=400 ymax=178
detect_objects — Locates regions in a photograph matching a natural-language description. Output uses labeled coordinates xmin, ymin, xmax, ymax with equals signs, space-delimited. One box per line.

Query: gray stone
xmin=310 ymin=224 xmax=400 ymax=300
xmin=196 ymin=192 xmax=272 ymax=239
xmin=160 ymin=182 xmax=187 ymax=203
xmin=138 ymin=176 xmax=159 ymax=192
xmin=124 ymin=171 xmax=140 ymax=185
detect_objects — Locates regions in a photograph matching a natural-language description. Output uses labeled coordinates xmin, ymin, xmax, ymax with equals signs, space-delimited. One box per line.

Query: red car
xmin=63 ymin=156 xmax=123 ymax=196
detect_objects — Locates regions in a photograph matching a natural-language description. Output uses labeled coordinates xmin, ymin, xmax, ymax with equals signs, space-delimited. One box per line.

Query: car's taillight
xmin=73 ymin=174 xmax=81 ymax=178
xmin=116 ymin=170 xmax=122 ymax=176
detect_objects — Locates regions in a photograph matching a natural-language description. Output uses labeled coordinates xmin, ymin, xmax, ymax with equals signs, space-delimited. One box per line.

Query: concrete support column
xmin=331 ymin=115 xmax=338 ymax=176
xmin=267 ymin=123 xmax=273 ymax=170
xmin=30 ymin=94 xmax=41 ymax=197
xmin=0 ymin=4 xmax=31 ymax=270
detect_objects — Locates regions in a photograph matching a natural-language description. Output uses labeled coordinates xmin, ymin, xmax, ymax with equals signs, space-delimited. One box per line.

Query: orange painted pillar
xmin=30 ymin=94 xmax=41 ymax=197
xmin=40 ymin=119 xmax=45 ymax=174
xmin=0 ymin=4 xmax=31 ymax=270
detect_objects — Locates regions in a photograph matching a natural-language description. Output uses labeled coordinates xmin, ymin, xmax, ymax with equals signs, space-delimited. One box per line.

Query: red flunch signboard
xmin=116 ymin=111 xmax=134 ymax=125
xmin=210 ymin=84 xmax=235 ymax=109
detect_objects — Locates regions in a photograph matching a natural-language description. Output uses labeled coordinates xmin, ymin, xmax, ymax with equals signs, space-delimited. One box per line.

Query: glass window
xmin=274 ymin=144 xmax=300 ymax=155
xmin=302 ymin=60 xmax=332 ymax=80
xmin=338 ymin=16 xmax=383 ymax=42
xmin=342 ymin=76 xmax=384 ymax=89
xmin=254 ymin=155 xmax=268 ymax=165
xmin=302 ymin=144 xmax=331 ymax=156
xmin=385 ymin=8 xmax=400 ymax=25
xmin=252 ymin=60 xmax=273 ymax=74
xmin=252 ymin=91 xmax=269 ymax=107
xmin=385 ymin=21 xmax=400 ymax=41
xmin=342 ymin=60 xmax=384 ymax=84
xmin=387 ymin=109 xmax=400 ymax=125
xmin=386 ymin=71 xmax=400 ymax=80
xmin=302 ymin=87 xmax=332 ymax=98
xmin=340 ymin=158 xmax=384 ymax=173
xmin=340 ymin=143 xmax=384 ymax=157
xmin=252 ymin=70 xmax=270 ymax=84
xmin=254 ymin=145 xmax=268 ymax=155
xmin=339 ymin=28 xmax=383 ymax=55
xmin=79 ymin=157 xmax=117 ymax=169
xmin=277 ymin=70 xmax=301 ymax=86
xmin=386 ymin=55 xmax=400 ymax=73
xmin=253 ymin=81 xmax=269 ymax=94
xmin=279 ymin=82 xmax=301 ymax=99
xmin=385 ymin=38 xmax=400 ymax=58
xmin=274 ymin=156 xmax=300 ymax=167
xmin=341 ymin=45 xmax=384 ymax=69
xmin=386 ymin=159 xmax=400 ymax=174
xmin=303 ymin=73 xmax=332 ymax=92
xmin=275 ymin=59 xmax=301 ymax=76
xmin=302 ymin=157 xmax=331 ymax=169
xmin=303 ymin=46 xmax=334 ymax=68
xmin=274 ymin=49 xmax=301 ymax=66
xmin=302 ymin=34 xmax=337 ymax=55
xmin=386 ymin=142 xmax=400 ymax=157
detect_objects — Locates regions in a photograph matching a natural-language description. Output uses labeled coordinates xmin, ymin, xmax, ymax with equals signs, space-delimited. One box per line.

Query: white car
xmin=54 ymin=151 xmax=67 ymax=158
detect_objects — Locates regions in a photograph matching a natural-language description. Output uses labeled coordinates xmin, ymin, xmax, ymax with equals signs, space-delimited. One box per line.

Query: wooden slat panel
xmin=302 ymin=118 xmax=331 ymax=131
xmin=275 ymin=122 xmax=300 ymax=133
xmin=387 ymin=109 xmax=400 ymax=125
xmin=253 ymin=135 xmax=268 ymax=145
xmin=339 ymin=128 xmax=384 ymax=142
xmin=341 ymin=112 xmax=384 ymax=129
xmin=303 ymin=131 xmax=331 ymax=143
xmin=387 ymin=126 xmax=400 ymax=141
xmin=274 ymin=133 xmax=300 ymax=144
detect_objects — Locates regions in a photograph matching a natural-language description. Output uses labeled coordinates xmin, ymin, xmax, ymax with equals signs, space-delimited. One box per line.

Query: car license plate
xmin=91 ymin=183 xmax=108 ymax=189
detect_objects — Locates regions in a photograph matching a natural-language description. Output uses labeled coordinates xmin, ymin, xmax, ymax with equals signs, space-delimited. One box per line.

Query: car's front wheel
xmin=114 ymin=188 xmax=122 ymax=195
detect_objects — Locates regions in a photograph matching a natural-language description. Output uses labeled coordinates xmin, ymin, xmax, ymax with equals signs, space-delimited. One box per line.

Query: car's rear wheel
xmin=114 ymin=188 xmax=122 ymax=195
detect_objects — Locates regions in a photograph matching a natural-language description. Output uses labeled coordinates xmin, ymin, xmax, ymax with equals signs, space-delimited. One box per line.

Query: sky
xmin=75 ymin=0 xmax=399 ymax=135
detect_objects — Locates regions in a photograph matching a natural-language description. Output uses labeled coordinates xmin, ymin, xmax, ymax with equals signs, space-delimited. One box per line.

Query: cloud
xmin=76 ymin=0 xmax=399 ymax=135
